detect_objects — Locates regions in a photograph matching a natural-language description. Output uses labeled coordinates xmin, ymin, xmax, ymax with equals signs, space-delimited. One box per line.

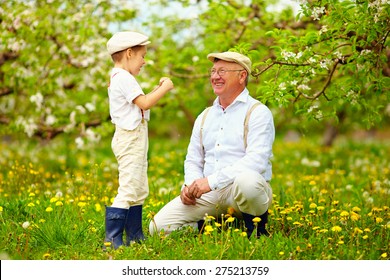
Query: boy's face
xmin=127 ymin=46 xmax=147 ymax=76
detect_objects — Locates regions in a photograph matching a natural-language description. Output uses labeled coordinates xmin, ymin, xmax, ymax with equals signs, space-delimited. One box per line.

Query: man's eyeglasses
xmin=209 ymin=68 xmax=245 ymax=77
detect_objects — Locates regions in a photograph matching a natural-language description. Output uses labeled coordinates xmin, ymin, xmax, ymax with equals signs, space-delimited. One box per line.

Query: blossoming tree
xmin=1 ymin=0 xmax=389 ymax=147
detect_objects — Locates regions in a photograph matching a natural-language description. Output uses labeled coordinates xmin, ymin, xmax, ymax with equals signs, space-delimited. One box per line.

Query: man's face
xmin=210 ymin=60 xmax=245 ymax=97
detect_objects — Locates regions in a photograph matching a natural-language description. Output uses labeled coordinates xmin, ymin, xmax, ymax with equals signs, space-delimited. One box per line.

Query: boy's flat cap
xmin=107 ymin=31 xmax=150 ymax=55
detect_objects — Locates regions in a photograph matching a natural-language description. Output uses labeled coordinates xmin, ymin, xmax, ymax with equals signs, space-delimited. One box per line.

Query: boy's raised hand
xmin=159 ymin=77 xmax=174 ymax=91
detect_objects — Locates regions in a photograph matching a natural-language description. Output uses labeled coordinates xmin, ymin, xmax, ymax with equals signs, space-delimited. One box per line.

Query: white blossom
xmin=298 ymin=84 xmax=311 ymax=91
xmin=319 ymin=25 xmax=328 ymax=35
xmin=315 ymin=110 xmax=323 ymax=119
xmin=312 ymin=7 xmax=326 ymax=20
xmin=308 ymin=105 xmax=318 ymax=113
xmin=85 ymin=103 xmax=95 ymax=112
xmin=19 ymin=118 xmax=38 ymax=137
xmin=385 ymin=104 xmax=390 ymax=116
xmin=75 ymin=137 xmax=84 ymax=149
xmin=45 ymin=115 xmax=57 ymax=125
xmin=76 ymin=105 xmax=86 ymax=114
xmin=30 ymin=92 xmax=44 ymax=110
xmin=85 ymin=128 xmax=101 ymax=143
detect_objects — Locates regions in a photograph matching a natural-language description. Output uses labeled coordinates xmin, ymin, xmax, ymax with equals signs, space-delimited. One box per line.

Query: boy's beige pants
xmin=111 ymin=121 xmax=149 ymax=209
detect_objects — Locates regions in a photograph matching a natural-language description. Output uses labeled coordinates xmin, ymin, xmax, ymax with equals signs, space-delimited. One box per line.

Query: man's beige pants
xmin=111 ymin=121 xmax=149 ymax=209
xmin=149 ymin=170 xmax=272 ymax=235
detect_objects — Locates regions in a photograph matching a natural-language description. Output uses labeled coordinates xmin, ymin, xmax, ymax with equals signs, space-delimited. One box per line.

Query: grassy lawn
xmin=0 ymin=134 xmax=389 ymax=260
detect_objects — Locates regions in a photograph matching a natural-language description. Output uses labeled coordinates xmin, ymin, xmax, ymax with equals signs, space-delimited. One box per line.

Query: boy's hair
xmin=111 ymin=45 xmax=145 ymax=63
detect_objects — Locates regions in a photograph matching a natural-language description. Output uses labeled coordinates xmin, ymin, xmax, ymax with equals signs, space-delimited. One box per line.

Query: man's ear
xmin=239 ymin=71 xmax=247 ymax=84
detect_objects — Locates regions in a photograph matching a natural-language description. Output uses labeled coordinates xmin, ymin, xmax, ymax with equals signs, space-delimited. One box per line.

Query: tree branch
xmin=297 ymin=59 xmax=340 ymax=100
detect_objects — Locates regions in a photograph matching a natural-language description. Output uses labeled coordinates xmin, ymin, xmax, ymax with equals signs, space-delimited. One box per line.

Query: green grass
xmin=0 ymin=134 xmax=389 ymax=260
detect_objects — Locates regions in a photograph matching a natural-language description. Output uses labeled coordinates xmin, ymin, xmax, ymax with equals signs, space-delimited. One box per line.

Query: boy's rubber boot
xmin=242 ymin=210 xmax=270 ymax=238
xmin=125 ymin=205 xmax=146 ymax=245
xmin=104 ymin=206 xmax=128 ymax=249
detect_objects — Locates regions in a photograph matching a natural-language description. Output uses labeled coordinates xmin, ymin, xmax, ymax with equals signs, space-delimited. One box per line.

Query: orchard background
xmin=0 ymin=0 xmax=389 ymax=260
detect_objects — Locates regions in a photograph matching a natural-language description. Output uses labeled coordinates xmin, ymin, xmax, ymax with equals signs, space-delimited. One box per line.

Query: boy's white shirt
xmin=108 ymin=68 xmax=150 ymax=130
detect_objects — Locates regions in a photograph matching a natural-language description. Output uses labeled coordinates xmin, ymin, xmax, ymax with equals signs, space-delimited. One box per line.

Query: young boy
xmin=105 ymin=31 xmax=174 ymax=248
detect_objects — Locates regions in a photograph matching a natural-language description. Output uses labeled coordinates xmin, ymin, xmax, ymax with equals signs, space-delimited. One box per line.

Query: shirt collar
xmin=213 ymin=87 xmax=249 ymax=108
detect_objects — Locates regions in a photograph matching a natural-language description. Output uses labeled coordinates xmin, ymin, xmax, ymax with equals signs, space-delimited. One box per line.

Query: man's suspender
xmin=199 ymin=102 xmax=261 ymax=152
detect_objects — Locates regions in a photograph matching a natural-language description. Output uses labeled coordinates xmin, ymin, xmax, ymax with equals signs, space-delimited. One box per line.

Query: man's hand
xmin=187 ymin=178 xmax=211 ymax=199
xmin=180 ymin=184 xmax=196 ymax=205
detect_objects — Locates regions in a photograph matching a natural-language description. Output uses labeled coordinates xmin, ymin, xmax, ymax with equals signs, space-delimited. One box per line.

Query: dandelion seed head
xmin=22 ymin=221 xmax=30 ymax=229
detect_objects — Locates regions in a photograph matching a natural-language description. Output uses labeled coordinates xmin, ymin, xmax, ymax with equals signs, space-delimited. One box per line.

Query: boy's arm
xmin=133 ymin=78 xmax=173 ymax=110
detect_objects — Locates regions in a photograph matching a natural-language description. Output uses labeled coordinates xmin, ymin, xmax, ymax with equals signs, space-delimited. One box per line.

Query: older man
xmin=149 ymin=51 xmax=275 ymax=238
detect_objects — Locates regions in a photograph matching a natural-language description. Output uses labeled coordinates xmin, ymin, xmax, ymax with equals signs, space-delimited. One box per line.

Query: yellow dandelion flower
xmin=103 ymin=241 xmax=112 ymax=248
xmin=309 ymin=180 xmax=316 ymax=185
xmin=287 ymin=217 xmax=293 ymax=221
xmin=363 ymin=235 xmax=369 ymax=239
xmin=215 ymin=222 xmax=221 ymax=227
xmin=338 ymin=240 xmax=344 ymax=245
xmin=77 ymin=202 xmax=87 ymax=207
xmin=352 ymin=206 xmax=361 ymax=212
xmin=45 ymin=207 xmax=53 ymax=212
xmin=317 ymin=206 xmax=325 ymax=211
xmin=309 ymin=203 xmax=317 ymax=209
xmin=312 ymin=226 xmax=320 ymax=230
xmin=226 ymin=217 xmax=235 ymax=223
xmin=340 ymin=211 xmax=349 ymax=217
xmin=205 ymin=215 xmax=215 ymax=221
xmin=293 ymin=222 xmax=303 ymax=226
xmin=354 ymin=227 xmax=363 ymax=234
xmin=364 ymin=228 xmax=371 ymax=232
xmin=0 ymin=206 xmax=2 ymax=212
xmin=43 ymin=253 xmax=51 ymax=259
xmin=50 ymin=197 xmax=58 ymax=203
xmin=319 ymin=229 xmax=328 ymax=233
xmin=227 ymin=207 xmax=235 ymax=215
xmin=234 ymin=228 xmax=240 ymax=232
xmin=28 ymin=193 xmax=35 ymax=197
xmin=252 ymin=217 xmax=261 ymax=223
xmin=375 ymin=217 xmax=383 ymax=224
xmin=39 ymin=219 xmax=46 ymax=223
xmin=279 ymin=251 xmax=285 ymax=256
xmin=55 ymin=201 xmax=63 ymax=207
xmin=27 ymin=203 xmax=35 ymax=207
xmin=204 ymin=225 xmax=214 ymax=233
xmin=240 ymin=232 xmax=247 ymax=237
xmin=331 ymin=226 xmax=342 ymax=232
xmin=350 ymin=212 xmax=360 ymax=221
xmin=332 ymin=200 xmax=339 ymax=206
xmin=381 ymin=253 xmax=387 ymax=258
xmin=95 ymin=203 xmax=102 ymax=212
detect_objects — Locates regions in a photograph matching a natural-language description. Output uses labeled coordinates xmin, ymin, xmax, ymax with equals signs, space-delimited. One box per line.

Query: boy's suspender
xmin=199 ymin=101 xmax=261 ymax=151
